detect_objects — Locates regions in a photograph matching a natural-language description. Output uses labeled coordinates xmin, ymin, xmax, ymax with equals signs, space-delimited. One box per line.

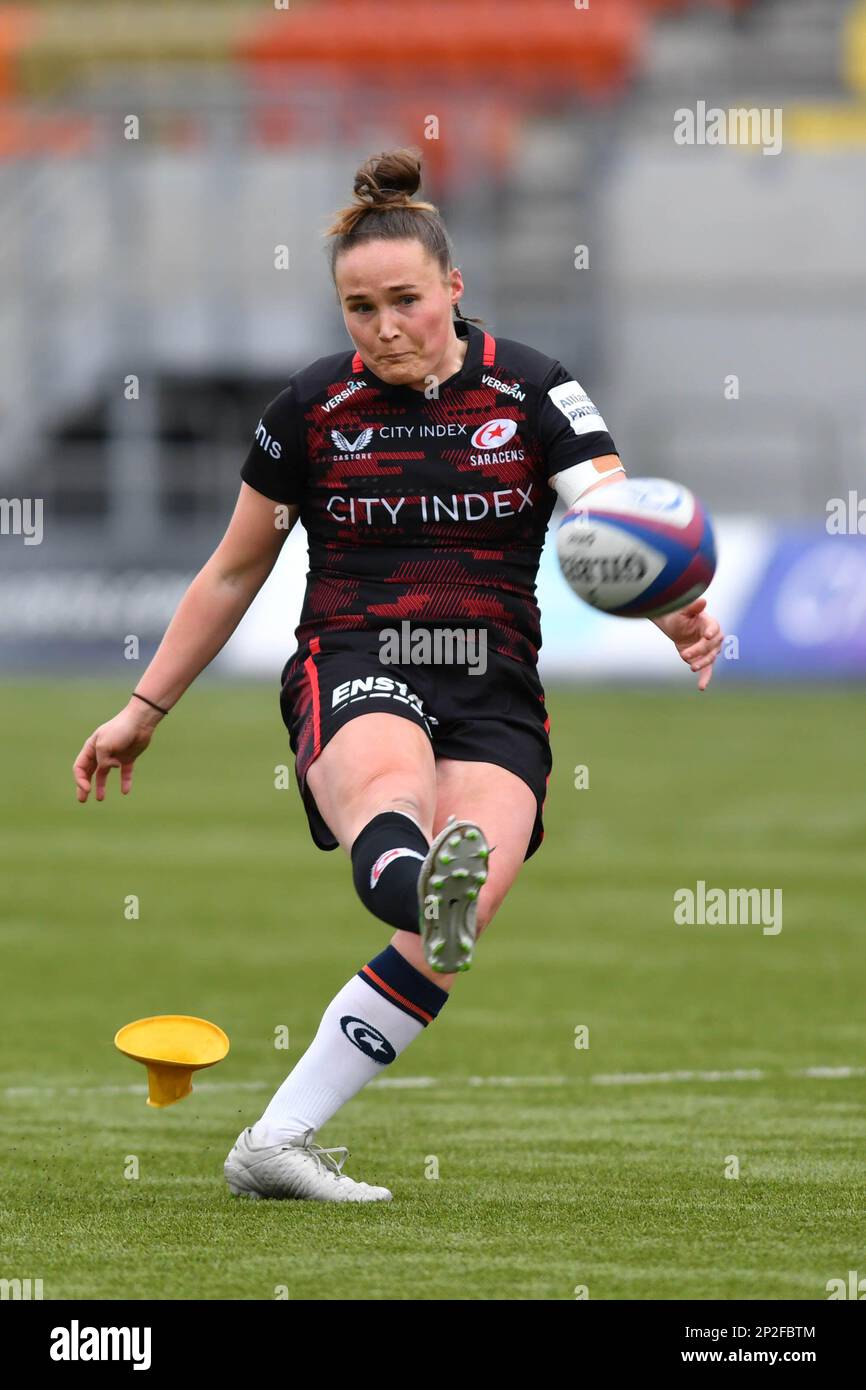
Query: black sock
xmin=351 ymin=811 xmax=430 ymax=934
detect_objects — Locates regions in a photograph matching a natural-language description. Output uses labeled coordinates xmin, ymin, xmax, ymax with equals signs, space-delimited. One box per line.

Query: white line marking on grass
xmin=369 ymin=1076 xmax=437 ymax=1089
xmin=2 ymin=1077 xmax=464 ymax=1098
xmin=1 ymin=1080 xmax=272 ymax=1099
xmin=591 ymin=1066 xmax=866 ymax=1086
xmin=4 ymin=1066 xmax=866 ymax=1102
xmin=798 ymin=1066 xmax=866 ymax=1079
xmin=591 ymin=1068 xmax=766 ymax=1086
xmin=469 ymin=1075 xmax=570 ymax=1087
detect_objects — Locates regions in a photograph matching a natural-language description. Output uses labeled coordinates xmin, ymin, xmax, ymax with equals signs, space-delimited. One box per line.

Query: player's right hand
xmin=73 ymin=707 xmax=160 ymax=803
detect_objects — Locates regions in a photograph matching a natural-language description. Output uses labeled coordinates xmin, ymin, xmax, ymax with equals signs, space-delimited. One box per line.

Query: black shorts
xmin=278 ymin=628 xmax=552 ymax=861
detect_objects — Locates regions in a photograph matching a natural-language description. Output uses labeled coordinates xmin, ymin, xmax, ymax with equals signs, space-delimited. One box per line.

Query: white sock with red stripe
xmin=252 ymin=944 xmax=449 ymax=1145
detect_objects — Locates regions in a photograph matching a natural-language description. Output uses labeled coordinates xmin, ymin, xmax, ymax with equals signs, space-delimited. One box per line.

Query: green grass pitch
xmin=1 ymin=679 xmax=865 ymax=1300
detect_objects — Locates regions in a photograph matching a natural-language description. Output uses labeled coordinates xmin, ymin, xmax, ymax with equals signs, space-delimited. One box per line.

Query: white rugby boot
xmin=417 ymin=814 xmax=490 ymax=974
xmin=224 ymin=1126 xmax=393 ymax=1202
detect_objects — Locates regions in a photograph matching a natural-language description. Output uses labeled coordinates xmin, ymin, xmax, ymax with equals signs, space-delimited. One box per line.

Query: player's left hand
xmin=653 ymin=597 xmax=724 ymax=691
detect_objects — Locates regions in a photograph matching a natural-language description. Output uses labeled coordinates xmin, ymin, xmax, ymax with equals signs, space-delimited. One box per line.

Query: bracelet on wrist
xmin=132 ymin=691 xmax=170 ymax=716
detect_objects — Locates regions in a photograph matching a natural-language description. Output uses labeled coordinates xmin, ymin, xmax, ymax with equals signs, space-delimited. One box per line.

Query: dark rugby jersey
xmin=240 ymin=318 xmax=617 ymax=667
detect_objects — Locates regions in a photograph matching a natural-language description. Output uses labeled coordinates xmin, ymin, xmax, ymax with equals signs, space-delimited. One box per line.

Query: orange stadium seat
xmin=0 ymin=5 xmax=39 ymax=101
xmin=235 ymin=0 xmax=646 ymax=98
xmin=0 ymin=0 xmax=687 ymax=159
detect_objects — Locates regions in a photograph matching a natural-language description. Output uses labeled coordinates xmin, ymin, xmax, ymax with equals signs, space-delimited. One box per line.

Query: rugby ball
xmin=556 ymin=477 xmax=716 ymax=618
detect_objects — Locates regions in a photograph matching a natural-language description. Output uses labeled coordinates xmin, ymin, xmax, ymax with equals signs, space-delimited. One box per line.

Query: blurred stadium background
xmin=2 ymin=0 xmax=865 ymax=680
xmin=3 ymin=0 xmax=866 ymax=1303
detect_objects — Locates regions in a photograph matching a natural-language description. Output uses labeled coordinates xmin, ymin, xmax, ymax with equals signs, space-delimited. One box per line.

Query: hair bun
xmin=325 ymin=148 xmax=485 ymax=326
xmin=353 ymin=148 xmax=422 ymax=209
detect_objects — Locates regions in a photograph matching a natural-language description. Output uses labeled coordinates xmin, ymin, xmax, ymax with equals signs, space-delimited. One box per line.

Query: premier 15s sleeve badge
xmin=547 ymin=380 xmax=608 ymax=437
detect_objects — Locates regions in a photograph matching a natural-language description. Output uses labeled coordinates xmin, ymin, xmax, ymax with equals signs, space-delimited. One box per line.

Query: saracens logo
xmin=471 ymin=418 xmax=518 ymax=450
xmin=340 ymin=1016 xmax=397 ymax=1064
xmin=331 ymin=427 xmax=374 ymax=453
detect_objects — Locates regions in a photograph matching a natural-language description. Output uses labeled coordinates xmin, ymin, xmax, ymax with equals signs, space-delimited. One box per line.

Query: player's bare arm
xmin=72 ymin=486 xmax=300 ymax=803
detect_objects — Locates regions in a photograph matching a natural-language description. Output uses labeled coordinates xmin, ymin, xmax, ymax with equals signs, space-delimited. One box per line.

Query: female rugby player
xmin=73 ymin=149 xmax=723 ymax=1202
